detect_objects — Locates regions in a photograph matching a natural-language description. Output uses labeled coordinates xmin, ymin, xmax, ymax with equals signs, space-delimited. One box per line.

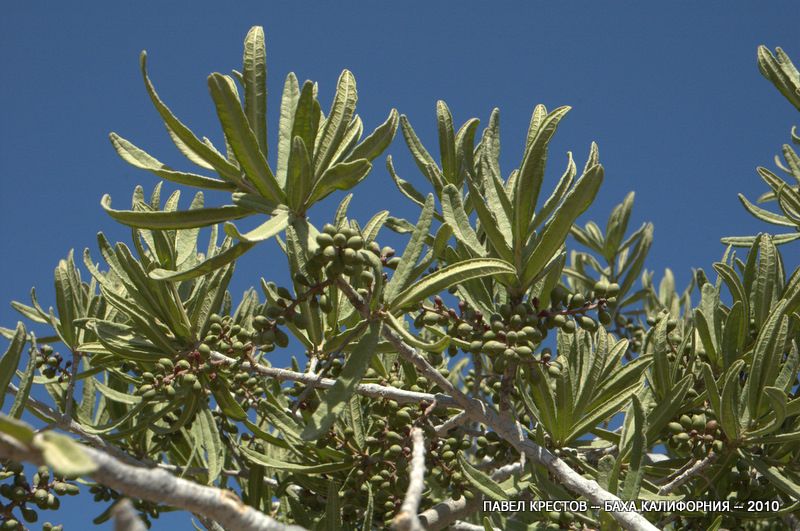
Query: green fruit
xmin=316 ymin=233 xmax=334 ymax=247
xmin=482 ymin=341 xmax=506 ymax=355
xmin=598 ymin=310 xmax=612 ymax=325
xmin=607 ymin=283 xmax=620 ymax=296
xmin=333 ymin=233 xmax=347 ymax=247
xmin=579 ymin=315 xmax=597 ymax=331
xmin=347 ymin=236 xmax=364 ymax=250
xmin=322 ymin=246 xmax=337 ymax=262
xmin=21 ymin=507 xmax=37 ymax=523
xmin=667 ymin=422 xmax=683 ymax=434
xmin=679 ymin=414 xmax=692 ymax=428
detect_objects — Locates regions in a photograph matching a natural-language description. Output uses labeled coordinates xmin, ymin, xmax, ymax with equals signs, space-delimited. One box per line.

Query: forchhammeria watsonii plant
xmin=1 ymin=26 xmax=799 ymax=531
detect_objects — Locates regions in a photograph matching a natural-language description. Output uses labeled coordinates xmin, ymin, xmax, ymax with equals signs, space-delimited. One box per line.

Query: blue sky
xmin=1 ymin=2 xmax=799 ymax=529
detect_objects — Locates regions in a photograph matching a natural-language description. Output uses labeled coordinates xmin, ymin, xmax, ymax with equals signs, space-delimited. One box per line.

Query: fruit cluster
xmin=665 ymin=412 xmax=725 ymax=458
xmin=307 ymin=224 xmax=395 ymax=298
xmin=32 ymin=345 xmax=71 ymax=382
xmin=414 ymin=281 xmax=617 ymax=376
xmin=88 ymin=484 xmax=163 ymax=527
xmin=0 ymin=463 xmax=75 ymax=530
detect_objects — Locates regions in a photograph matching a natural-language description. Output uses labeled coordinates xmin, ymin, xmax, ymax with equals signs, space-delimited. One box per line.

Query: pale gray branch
xmin=0 ymin=433 xmax=304 ymax=531
xmin=658 ymin=452 xmax=717 ymax=495
xmin=113 ymin=499 xmax=148 ymax=531
xmin=393 ymin=427 xmax=426 ymax=531
xmin=335 ymin=278 xmax=659 ymax=531
xmin=210 ymin=351 xmax=459 ymax=408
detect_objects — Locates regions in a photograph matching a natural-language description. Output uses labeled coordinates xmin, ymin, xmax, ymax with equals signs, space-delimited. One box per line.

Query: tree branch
xmin=113 ymin=499 xmax=148 ymax=531
xmin=0 ymin=433 xmax=305 ymax=531
xmin=393 ymin=427 xmax=426 ymax=531
xmin=335 ymin=278 xmax=659 ymax=531
xmin=657 ymin=452 xmax=717 ymax=495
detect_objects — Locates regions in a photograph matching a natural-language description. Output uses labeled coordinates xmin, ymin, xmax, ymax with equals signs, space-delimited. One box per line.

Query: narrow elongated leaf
xmin=9 ymin=342 xmax=36 ymax=419
xmin=276 ymin=73 xmax=300 ymax=186
xmin=348 ymin=109 xmax=399 ymax=162
xmin=458 ymin=454 xmax=508 ymax=501
xmin=286 ymin=137 xmax=313 ymax=210
xmin=196 ymin=408 xmax=224 ymax=484
xmin=208 ymin=73 xmax=283 ymax=203
xmin=224 ymin=209 xmax=289 ymax=243
xmin=150 ymin=240 xmax=254 ymax=281
xmin=307 ymin=159 xmax=372 ymax=205
xmin=620 ymin=395 xmax=647 ymax=500
xmin=109 ymin=134 xmax=234 ymax=191
xmin=140 ymin=52 xmax=244 ymax=185
xmin=242 ymin=26 xmax=267 ymax=155
xmin=744 ymin=451 xmax=800 ymax=500
xmin=0 ymin=324 xmax=26 ymax=410
xmin=102 ymin=195 xmax=249 ymax=229
xmin=521 ymin=164 xmax=604 ymax=288
xmin=315 ymin=70 xmax=358 ymax=177
xmin=34 ymin=432 xmax=97 ymax=476
xmin=437 ymin=101 xmax=457 ymax=183
xmin=302 ymin=321 xmax=382 ymax=440
xmin=514 ymin=106 xmax=571 ymax=240
xmin=385 ymin=194 xmax=435 ymax=302
xmin=441 ymin=184 xmax=486 ymax=257
xmin=239 ymin=446 xmax=353 ymax=475
xmin=389 ymin=258 xmax=515 ymax=310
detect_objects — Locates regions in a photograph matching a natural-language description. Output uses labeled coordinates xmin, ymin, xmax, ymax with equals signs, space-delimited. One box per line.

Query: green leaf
xmin=441 ymin=184 xmax=486 ymax=257
xmin=224 ymin=209 xmax=290 ymax=243
xmin=0 ymin=323 xmax=26 ymax=410
xmin=620 ymin=395 xmax=647 ymax=500
xmin=302 ymin=322 xmax=382 ymax=440
xmin=466 ymin=178 xmax=513 ymax=261
xmin=102 ymin=194 xmax=250 ymax=230
xmin=436 ymin=101 xmax=457 ymax=183
xmin=34 ymin=432 xmax=97 ymax=477
xmin=209 ymin=378 xmax=247 ymax=421
xmin=720 ymin=360 xmax=745 ymax=440
xmin=307 ymin=159 xmax=372 ymax=205
xmin=108 ymin=134 xmax=234 ymax=191
xmin=208 ymin=73 xmax=284 ymax=203
xmin=139 ymin=52 xmax=244 ymax=186
xmin=385 ymin=194 xmax=435 ymax=302
xmin=285 ymin=137 xmax=313 ymax=211
xmin=276 ymin=73 xmax=300 ymax=186
xmin=239 ymin=446 xmax=353 ymax=475
xmin=514 ymin=106 xmax=571 ymax=241
xmin=521 ymin=164 xmax=604 ymax=288
xmin=196 ymin=408 xmax=224 ymax=484
xmin=347 ymin=109 xmax=399 ymax=163
xmin=315 ymin=70 xmax=358 ymax=178
xmin=325 ymin=480 xmax=342 ymax=531
xmin=242 ymin=26 xmax=267 ymax=156
xmin=150 ymin=240 xmax=254 ymax=281
xmin=0 ymin=414 xmax=34 ymax=444
xmin=458 ymin=453 xmax=508 ymax=501
xmin=399 ymin=115 xmax=443 ymax=193
xmin=743 ymin=451 xmax=800 ymax=500
xmin=389 ymin=258 xmax=515 ymax=311
xmin=9 ymin=341 xmax=36 ymax=419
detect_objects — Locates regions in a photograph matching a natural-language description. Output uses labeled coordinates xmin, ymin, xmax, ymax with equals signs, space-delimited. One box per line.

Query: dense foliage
xmin=1 ymin=27 xmax=799 ymax=531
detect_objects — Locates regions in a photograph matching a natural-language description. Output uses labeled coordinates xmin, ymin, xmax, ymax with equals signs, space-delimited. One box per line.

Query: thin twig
xmin=434 ymin=411 xmax=469 ymax=437
xmin=61 ymin=350 xmax=81 ymax=426
xmin=393 ymin=427 xmax=426 ymax=531
xmin=658 ymin=452 xmax=717 ymax=495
